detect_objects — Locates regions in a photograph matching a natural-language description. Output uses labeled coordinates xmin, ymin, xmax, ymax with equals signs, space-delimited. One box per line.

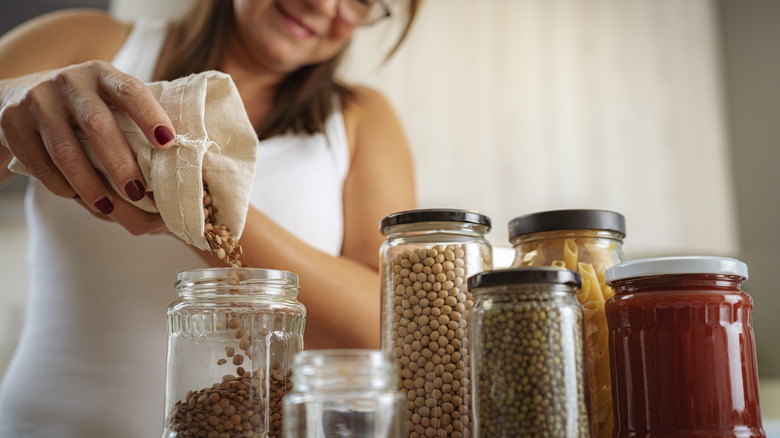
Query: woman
xmin=0 ymin=0 xmax=420 ymax=435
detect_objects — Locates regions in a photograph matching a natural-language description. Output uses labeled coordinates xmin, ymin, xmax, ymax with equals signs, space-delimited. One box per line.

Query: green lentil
xmin=470 ymin=283 xmax=590 ymax=438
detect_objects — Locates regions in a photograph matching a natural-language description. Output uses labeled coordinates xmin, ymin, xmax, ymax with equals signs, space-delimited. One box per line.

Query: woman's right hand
xmin=0 ymin=60 xmax=176 ymax=220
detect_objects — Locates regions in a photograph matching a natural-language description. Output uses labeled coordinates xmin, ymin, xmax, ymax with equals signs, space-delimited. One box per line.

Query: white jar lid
xmin=605 ymin=256 xmax=748 ymax=284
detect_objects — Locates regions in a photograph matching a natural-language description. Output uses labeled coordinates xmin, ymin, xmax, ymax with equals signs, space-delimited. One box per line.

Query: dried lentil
xmin=167 ymin=361 xmax=291 ymax=438
xmin=203 ymin=180 xmax=248 ymax=268
xmin=168 ymin=308 xmax=293 ymax=437
xmin=470 ymin=280 xmax=590 ymax=437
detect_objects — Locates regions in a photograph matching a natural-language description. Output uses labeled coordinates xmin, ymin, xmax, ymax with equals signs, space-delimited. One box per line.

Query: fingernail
xmin=146 ymin=191 xmax=155 ymax=201
xmin=154 ymin=125 xmax=175 ymax=146
xmin=125 ymin=179 xmax=146 ymax=202
xmin=95 ymin=197 xmax=114 ymax=215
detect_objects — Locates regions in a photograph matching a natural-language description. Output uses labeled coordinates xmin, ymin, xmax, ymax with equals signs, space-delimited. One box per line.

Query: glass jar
xmin=379 ymin=208 xmax=493 ymax=438
xmin=282 ymin=349 xmax=406 ymax=438
xmin=468 ymin=268 xmax=591 ymax=438
xmin=162 ymin=268 xmax=306 ymax=438
xmin=509 ymin=209 xmax=625 ymax=438
xmin=605 ymin=256 xmax=766 ymax=438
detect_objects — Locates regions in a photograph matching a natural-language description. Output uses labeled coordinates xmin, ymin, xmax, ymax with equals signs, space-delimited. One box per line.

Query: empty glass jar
xmin=283 ymin=349 xmax=406 ymax=438
xmin=162 ymin=268 xmax=306 ymax=438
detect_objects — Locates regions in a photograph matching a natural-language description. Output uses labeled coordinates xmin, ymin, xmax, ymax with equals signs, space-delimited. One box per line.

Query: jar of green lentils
xmin=467 ymin=268 xmax=591 ymax=438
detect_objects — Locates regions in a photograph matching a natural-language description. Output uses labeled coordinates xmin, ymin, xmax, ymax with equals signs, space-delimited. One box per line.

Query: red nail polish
xmin=125 ymin=179 xmax=145 ymax=202
xmin=146 ymin=191 xmax=155 ymax=201
xmin=154 ymin=125 xmax=175 ymax=146
xmin=95 ymin=197 xmax=114 ymax=215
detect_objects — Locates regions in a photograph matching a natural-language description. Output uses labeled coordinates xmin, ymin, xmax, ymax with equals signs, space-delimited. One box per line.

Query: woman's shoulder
xmin=0 ymin=9 xmax=132 ymax=74
xmin=341 ymin=85 xmax=401 ymax=135
xmin=343 ymin=85 xmax=395 ymax=115
xmin=341 ymin=84 xmax=408 ymax=158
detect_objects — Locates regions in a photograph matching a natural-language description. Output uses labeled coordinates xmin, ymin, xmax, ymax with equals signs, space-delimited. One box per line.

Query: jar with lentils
xmin=162 ymin=268 xmax=306 ymax=438
xmin=468 ymin=268 xmax=591 ymax=438
xmin=379 ymin=208 xmax=493 ymax=438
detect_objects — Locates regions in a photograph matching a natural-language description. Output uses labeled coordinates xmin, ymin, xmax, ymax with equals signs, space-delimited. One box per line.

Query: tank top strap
xmin=323 ymin=97 xmax=350 ymax=183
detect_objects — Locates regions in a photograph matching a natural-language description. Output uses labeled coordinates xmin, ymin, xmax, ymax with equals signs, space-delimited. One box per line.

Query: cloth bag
xmin=10 ymin=70 xmax=258 ymax=251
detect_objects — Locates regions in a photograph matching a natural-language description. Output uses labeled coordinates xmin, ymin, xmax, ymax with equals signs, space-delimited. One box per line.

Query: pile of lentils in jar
xmin=473 ymin=291 xmax=590 ymax=438
xmin=390 ymin=244 xmax=476 ymax=438
xmin=166 ymin=314 xmax=291 ymax=438
xmin=164 ymin=189 xmax=298 ymax=437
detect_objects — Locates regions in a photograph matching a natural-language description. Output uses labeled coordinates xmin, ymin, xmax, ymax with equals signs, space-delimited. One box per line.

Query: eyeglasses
xmin=338 ymin=0 xmax=392 ymax=27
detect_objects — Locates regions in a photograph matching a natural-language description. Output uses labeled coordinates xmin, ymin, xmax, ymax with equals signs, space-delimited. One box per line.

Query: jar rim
xmin=605 ymin=256 xmax=748 ymax=284
xmin=175 ymin=268 xmax=299 ymax=288
xmin=468 ymin=267 xmax=583 ymax=290
xmin=508 ymin=209 xmax=626 ymax=240
xmin=291 ymin=349 xmax=398 ymax=383
xmin=380 ymin=208 xmax=492 ymax=232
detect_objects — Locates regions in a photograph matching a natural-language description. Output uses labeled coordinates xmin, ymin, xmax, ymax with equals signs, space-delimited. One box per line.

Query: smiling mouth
xmin=274 ymin=2 xmax=319 ymax=38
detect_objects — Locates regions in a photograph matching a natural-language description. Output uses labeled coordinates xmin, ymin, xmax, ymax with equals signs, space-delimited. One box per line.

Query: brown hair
xmin=157 ymin=0 xmax=422 ymax=139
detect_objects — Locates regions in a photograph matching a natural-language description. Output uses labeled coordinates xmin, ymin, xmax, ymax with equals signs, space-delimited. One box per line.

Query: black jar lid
xmin=380 ymin=208 xmax=492 ymax=231
xmin=468 ymin=267 xmax=583 ymax=290
xmin=508 ymin=209 xmax=626 ymax=240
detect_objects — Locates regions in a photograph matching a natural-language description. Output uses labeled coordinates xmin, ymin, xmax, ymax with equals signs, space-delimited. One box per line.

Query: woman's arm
xmin=201 ymin=87 xmax=416 ymax=349
xmin=0 ymin=10 xmax=175 ymax=233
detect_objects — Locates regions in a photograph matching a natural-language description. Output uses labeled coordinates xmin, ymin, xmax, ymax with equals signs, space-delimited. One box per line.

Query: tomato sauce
xmin=605 ymin=267 xmax=765 ymax=438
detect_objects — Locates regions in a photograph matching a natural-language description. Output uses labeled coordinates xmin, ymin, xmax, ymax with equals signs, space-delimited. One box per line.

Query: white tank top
xmin=0 ymin=18 xmax=350 ymax=437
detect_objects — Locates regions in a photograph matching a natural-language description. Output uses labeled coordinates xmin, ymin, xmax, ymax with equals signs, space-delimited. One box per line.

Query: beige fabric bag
xmin=10 ymin=70 xmax=258 ymax=251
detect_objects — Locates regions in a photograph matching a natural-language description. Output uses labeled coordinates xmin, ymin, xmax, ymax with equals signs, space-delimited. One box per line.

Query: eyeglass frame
xmin=338 ymin=0 xmax=392 ymax=27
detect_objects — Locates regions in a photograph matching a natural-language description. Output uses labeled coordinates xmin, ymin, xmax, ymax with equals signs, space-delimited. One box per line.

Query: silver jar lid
xmin=605 ymin=256 xmax=749 ymax=284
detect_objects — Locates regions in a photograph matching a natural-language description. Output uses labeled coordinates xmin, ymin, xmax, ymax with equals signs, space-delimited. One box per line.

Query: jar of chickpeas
xmin=162 ymin=268 xmax=306 ymax=438
xmin=380 ymin=208 xmax=493 ymax=438
xmin=508 ymin=209 xmax=626 ymax=438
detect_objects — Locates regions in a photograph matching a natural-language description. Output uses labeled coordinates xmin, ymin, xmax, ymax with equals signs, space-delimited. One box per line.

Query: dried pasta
xmin=513 ymin=235 xmax=620 ymax=438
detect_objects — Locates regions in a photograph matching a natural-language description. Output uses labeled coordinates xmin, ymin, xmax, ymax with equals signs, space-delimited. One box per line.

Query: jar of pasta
xmin=380 ymin=208 xmax=493 ymax=438
xmin=508 ymin=209 xmax=625 ymax=438
xmin=468 ymin=268 xmax=591 ymax=438
xmin=605 ymin=256 xmax=765 ymax=438
xmin=162 ymin=268 xmax=306 ymax=438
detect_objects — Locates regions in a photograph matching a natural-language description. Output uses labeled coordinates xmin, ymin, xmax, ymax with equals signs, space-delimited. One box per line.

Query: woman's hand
xmin=0 ymin=60 xmax=176 ymax=233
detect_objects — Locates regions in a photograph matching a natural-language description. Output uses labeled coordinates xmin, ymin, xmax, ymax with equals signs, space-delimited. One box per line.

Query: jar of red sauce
xmin=604 ymin=256 xmax=765 ymax=438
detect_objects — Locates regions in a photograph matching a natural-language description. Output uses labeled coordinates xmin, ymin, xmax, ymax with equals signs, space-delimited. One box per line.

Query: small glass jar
xmin=379 ymin=208 xmax=493 ymax=438
xmin=468 ymin=268 xmax=592 ymax=438
xmin=282 ymin=349 xmax=406 ymax=438
xmin=509 ymin=209 xmax=625 ymax=438
xmin=162 ymin=268 xmax=306 ymax=438
xmin=605 ymin=256 xmax=766 ymax=438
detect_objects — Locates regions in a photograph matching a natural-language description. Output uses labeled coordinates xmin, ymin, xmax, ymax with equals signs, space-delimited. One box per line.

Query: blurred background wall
xmin=1 ymin=0 xmax=779 ymax=425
